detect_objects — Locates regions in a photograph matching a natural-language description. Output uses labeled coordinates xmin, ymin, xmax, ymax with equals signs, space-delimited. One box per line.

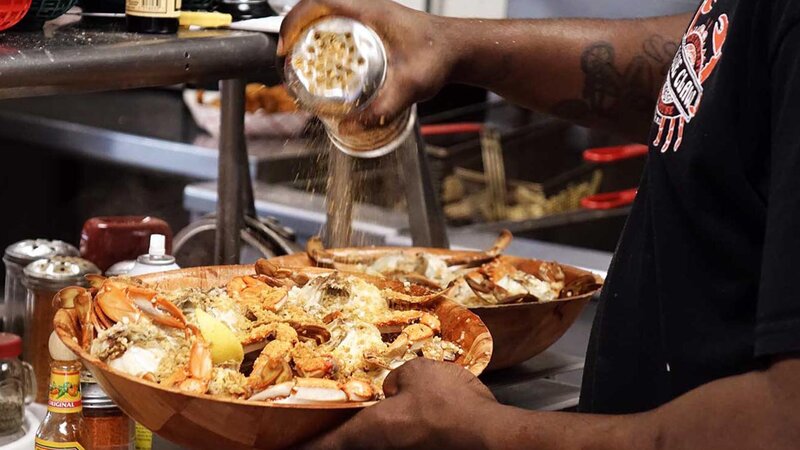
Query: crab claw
xmin=306 ymin=236 xmax=336 ymax=267
xmin=95 ymin=285 xmax=141 ymax=324
xmin=342 ymin=379 xmax=374 ymax=402
xmin=54 ymin=286 xmax=92 ymax=311
xmin=85 ymin=274 xmax=107 ymax=291
xmin=254 ymin=260 xmax=311 ymax=288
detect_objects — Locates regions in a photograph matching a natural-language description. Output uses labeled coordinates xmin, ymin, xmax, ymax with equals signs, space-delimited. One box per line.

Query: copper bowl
xmin=271 ymin=249 xmax=602 ymax=371
xmin=53 ymin=265 xmax=492 ymax=450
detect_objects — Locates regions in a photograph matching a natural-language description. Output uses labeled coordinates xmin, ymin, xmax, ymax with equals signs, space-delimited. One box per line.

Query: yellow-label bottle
xmin=35 ymin=332 xmax=85 ymax=450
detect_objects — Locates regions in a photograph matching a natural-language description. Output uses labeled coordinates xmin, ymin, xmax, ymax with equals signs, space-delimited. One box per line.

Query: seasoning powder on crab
xmin=285 ymin=274 xmax=388 ymax=322
xmin=72 ymin=266 xmax=465 ymax=405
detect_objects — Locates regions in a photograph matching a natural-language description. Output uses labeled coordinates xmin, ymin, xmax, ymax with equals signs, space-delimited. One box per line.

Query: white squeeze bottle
xmin=125 ymin=234 xmax=180 ymax=450
xmin=126 ymin=234 xmax=179 ymax=450
xmin=127 ymin=235 xmax=180 ymax=276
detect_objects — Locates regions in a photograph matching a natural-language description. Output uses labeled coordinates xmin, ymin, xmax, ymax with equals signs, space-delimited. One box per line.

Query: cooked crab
xmin=305 ymin=230 xmax=513 ymax=288
xmin=56 ymin=263 xmax=463 ymax=405
xmin=57 ymin=276 xmax=213 ymax=394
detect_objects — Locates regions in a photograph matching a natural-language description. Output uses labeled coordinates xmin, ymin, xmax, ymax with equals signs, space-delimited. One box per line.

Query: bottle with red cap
xmin=0 ymin=332 xmax=36 ymax=439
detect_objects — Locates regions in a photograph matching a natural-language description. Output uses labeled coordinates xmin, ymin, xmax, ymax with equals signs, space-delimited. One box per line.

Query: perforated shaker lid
xmin=284 ymin=17 xmax=388 ymax=117
xmin=23 ymin=256 xmax=101 ymax=290
xmin=4 ymin=239 xmax=79 ymax=265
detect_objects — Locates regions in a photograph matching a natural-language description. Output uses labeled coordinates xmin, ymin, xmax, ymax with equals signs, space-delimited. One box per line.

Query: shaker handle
xmin=22 ymin=360 xmax=37 ymax=404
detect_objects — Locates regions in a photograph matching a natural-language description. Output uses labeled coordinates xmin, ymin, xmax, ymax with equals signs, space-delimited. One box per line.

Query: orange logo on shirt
xmin=653 ymin=0 xmax=729 ymax=152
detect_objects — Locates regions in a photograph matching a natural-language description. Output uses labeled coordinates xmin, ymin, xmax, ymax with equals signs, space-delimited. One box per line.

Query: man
xmin=280 ymin=1 xmax=800 ymax=448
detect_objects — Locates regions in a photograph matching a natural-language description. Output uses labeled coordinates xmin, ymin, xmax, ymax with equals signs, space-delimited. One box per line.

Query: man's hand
xmin=301 ymin=358 xmax=499 ymax=450
xmin=279 ymin=0 xmax=457 ymax=127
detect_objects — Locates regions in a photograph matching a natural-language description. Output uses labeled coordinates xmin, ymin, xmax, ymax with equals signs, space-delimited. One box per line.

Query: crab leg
xmin=254 ymin=260 xmax=311 ymax=287
xmin=444 ymin=229 xmax=513 ymax=267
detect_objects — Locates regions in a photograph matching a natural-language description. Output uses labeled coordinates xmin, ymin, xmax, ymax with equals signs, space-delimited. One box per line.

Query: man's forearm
xmin=443 ymin=15 xmax=689 ymax=142
xmin=479 ymin=358 xmax=800 ymax=450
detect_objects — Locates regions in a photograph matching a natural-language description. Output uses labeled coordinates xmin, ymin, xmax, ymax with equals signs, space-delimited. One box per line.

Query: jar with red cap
xmin=0 ymin=332 xmax=36 ymax=439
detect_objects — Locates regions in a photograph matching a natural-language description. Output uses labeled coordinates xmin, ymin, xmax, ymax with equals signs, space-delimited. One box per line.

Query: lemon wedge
xmin=195 ymin=308 xmax=244 ymax=365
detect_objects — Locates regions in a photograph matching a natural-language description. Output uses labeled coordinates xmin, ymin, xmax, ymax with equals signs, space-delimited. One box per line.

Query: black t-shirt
xmin=580 ymin=0 xmax=800 ymax=414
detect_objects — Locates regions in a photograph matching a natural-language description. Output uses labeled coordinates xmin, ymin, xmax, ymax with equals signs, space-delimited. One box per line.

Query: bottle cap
xmin=149 ymin=234 xmax=166 ymax=257
xmin=0 ymin=332 xmax=22 ymax=359
xmin=49 ymin=331 xmax=78 ymax=361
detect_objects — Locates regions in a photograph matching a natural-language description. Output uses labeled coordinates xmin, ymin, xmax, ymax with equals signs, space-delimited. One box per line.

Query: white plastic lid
xmin=148 ymin=234 xmax=166 ymax=257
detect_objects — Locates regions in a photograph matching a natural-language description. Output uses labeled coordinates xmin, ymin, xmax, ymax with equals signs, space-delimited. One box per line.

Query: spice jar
xmin=0 ymin=333 xmax=36 ymax=438
xmin=82 ymin=381 xmax=133 ymax=450
xmin=2 ymin=239 xmax=78 ymax=337
xmin=23 ymin=256 xmax=100 ymax=404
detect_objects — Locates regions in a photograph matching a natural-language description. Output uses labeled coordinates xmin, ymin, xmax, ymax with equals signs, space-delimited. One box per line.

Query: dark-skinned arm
xmin=303 ymin=357 xmax=800 ymax=450
xmin=279 ymin=0 xmax=688 ymax=142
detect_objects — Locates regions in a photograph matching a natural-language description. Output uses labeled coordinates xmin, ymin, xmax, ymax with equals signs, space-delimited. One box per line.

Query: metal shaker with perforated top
xmin=284 ymin=17 xmax=415 ymax=158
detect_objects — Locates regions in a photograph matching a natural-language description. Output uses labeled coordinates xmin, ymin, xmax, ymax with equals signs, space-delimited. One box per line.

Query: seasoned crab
xmin=56 ymin=276 xmax=213 ymax=394
xmin=461 ymin=260 xmax=566 ymax=305
xmin=305 ymin=230 xmax=513 ymax=288
xmin=55 ymin=263 xmax=466 ymax=404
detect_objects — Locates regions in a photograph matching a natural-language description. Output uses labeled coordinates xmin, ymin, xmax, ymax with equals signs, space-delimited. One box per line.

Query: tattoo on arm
xmin=552 ymin=35 xmax=679 ymax=124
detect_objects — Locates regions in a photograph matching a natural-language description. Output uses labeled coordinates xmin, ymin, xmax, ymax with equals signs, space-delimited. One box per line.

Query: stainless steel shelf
xmin=0 ymin=22 xmax=275 ymax=99
xmin=0 ymin=91 xmax=317 ymax=180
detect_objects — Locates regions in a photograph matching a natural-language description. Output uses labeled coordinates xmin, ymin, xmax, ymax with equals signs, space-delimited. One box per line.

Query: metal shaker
xmin=2 ymin=240 xmax=78 ymax=335
xmin=284 ymin=17 xmax=416 ymax=158
xmin=23 ymin=256 xmax=100 ymax=404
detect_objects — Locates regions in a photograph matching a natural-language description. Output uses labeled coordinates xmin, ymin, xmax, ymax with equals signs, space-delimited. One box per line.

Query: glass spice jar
xmin=0 ymin=333 xmax=36 ymax=439
xmin=2 ymin=239 xmax=78 ymax=337
xmin=23 ymin=256 xmax=100 ymax=404
xmin=81 ymin=381 xmax=133 ymax=450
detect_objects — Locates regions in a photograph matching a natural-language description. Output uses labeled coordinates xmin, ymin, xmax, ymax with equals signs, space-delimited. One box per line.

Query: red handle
xmin=420 ymin=123 xmax=484 ymax=137
xmin=581 ymin=188 xmax=638 ymax=210
xmin=583 ymin=144 xmax=648 ymax=163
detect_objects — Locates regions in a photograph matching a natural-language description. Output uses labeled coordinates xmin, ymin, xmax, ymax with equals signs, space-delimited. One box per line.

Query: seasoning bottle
xmin=35 ymin=331 xmax=85 ymax=450
xmin=126 ymin=0 xmax=181 ymax=34
xmin=127 ymin=235 xmax=180 ymax=276
xmin=81 ymin=381 xmax=133 ymax=450
xmin=24 ymin=257 xmax=100 ymax=405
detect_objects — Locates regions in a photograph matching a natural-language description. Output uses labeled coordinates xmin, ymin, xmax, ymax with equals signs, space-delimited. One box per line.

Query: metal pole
xmin=397 ymin=118 xmax=449 ymax=248
xmin=215 ymin=78 xmax=247 ymax=264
